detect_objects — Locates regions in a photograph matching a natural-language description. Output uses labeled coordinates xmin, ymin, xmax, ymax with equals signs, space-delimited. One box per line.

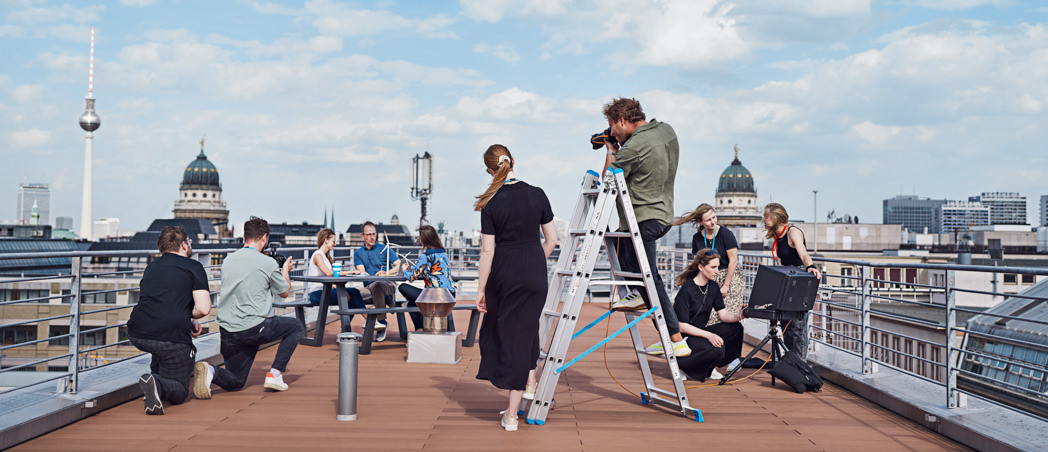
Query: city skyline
xmin=2 ymin=1 xmax=1047 ymax=235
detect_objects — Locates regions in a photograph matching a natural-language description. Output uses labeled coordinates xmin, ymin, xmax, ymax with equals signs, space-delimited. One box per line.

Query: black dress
xmin=673 ymin=278 xmax=743 ymax=380
xmin=476 ymin=182 xmax=554 ymax=390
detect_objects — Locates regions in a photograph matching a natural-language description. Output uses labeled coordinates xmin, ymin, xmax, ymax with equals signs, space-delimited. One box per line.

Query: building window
xmin=873 ymin=268 xmax=885 ymax=288
xmin=82 ymin=292 xmax=117 ymax=304
xmin=1004 ymin=274 xmax=1017 ymax=284
xmin=840 ymin=267 xmax=853 ymax=287
xmin=1 ymin=326 xmax=37 ymax=345
xmin=1021 ymin=274 xmax=1034 ymax=284
xmin=49 ymin=326 xmax=70 ymax=346
xmin=80 ymin=329 xmax=106 ymax=346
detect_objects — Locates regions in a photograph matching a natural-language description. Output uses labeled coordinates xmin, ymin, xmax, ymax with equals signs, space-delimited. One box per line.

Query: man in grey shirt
xmin=192 ymin=216 xmax=302 ymax=398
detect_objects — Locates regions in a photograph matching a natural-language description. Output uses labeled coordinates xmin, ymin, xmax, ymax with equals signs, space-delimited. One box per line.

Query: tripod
xmin=719 ymin=312 xmax=796 ymax=386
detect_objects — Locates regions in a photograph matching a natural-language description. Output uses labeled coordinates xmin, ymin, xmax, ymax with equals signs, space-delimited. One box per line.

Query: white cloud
xmin=455 ymin=88 xmax=555 ymax=122
xmin=244 ymin=0 xmax=458 ymax=39
xmin=12 ymin=84 xmax=44 ymax=103
xmin=120 ymin=0 xmax=157 ymax=7
xmin=6 ymin=4 xmax=103 ymax=25
xmin=473 ymin=42 xmax=519 ymax=63
xmin=11 ymin=128 xmax=50 ymax=146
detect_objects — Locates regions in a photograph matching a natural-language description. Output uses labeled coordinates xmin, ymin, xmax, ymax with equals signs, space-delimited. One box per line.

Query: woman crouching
xmin=674 ymin=248 xmax=744 ymax=381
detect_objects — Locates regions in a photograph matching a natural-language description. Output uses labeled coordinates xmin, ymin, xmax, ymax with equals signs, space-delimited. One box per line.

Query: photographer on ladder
xmin=598 ymin=97 xmax=689 ymax=358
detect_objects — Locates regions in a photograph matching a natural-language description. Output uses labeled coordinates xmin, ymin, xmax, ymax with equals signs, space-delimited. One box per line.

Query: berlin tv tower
xmin=78 ymin=27 xmax=100 ymax=241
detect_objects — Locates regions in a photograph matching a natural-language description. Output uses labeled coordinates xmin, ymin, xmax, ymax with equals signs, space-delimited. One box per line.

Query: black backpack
xmin=768 ymin=351 xmax=823 ymax=393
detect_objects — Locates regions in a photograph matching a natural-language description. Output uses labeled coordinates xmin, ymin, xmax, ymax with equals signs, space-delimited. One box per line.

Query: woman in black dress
xmin=673 ymin=249 xmax=744 ymax=381
xmin=474 ymin=144 xmax=558 ymax=432
xmin=763 ymin=203 xmax=821 ymax=359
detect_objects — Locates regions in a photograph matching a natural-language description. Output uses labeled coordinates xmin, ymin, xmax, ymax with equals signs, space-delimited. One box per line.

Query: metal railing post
xmin=861 ymin=264 xmax=873 ymax=375
xmin=945 ymin=269 xmax=965 ymax=408
xmin=67 ymin=256 xmax=83 ymax=393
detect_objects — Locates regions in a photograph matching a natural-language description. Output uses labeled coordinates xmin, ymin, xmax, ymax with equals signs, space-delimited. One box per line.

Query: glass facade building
xmin=882 ymin=195 xmax=947 ymax=233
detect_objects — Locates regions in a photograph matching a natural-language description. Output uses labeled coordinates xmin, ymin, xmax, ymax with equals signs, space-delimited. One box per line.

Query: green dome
xmin=182 ymin=149 xmax=220 ymax=188
xmin=716 ymin=155 xmax=755 ymax=193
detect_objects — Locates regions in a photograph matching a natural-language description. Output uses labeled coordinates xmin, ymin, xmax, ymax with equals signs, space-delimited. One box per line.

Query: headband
xmin=497 ymin=154 xmax=511 ymax=167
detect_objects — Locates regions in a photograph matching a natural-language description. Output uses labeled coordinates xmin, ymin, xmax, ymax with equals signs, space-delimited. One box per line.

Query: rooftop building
xmin=16 ymin=183 xmax=50 ymax=226
xmin=936 ymin=201 xmax=990 ymax=234
xmin=714 ymin=145 xmax=761 ymax=227
xmin=883 ymin=195 xmax=947 ymax=233
xmin=969 ymin=192 xmax=1027 ymax=225
xmin=172 ymin=140 xmax=229 ymax=238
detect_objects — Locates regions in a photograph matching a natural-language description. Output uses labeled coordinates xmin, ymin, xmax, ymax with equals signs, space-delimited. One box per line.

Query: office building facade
xmin=1040 ymin=195 xmax=1048 ymax=227
xmin=16 ymin=183 xmax=50 ymax=226
xmin=936 ymin=201 xmax=990 ymax=233
xmin=968 ymin=192 xmax=1026 ymax=225
xmin=883 ymin=195 xmax=947 ymax=233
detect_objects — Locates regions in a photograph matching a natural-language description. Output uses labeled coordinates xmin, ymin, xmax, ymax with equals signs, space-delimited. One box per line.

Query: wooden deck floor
xmin=15 ymin=304 xmax=969 ymax=451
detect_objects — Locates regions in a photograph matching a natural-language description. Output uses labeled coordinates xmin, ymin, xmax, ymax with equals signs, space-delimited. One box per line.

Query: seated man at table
xmin=354 ymin=221 xmax=400 ymax=342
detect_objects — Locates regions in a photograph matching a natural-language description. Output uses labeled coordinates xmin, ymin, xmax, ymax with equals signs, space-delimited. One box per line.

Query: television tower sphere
xmin=79 ymin=98 xmax=100 ymax=132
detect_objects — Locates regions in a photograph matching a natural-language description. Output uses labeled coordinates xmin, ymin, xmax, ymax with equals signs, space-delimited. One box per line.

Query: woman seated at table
xmin=306 ymin=228 xmax=366 ymax=318
xmin=673 ymin=248 xmax=744 ymax=381
xmin=399 ymin=225 xmax=457 ymax=331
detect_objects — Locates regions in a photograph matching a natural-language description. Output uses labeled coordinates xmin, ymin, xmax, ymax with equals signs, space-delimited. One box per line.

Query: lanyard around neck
xmin=771 ymin=225 xmax=788 ymax=263
xmin=703 ymin=226 xmax=717 ymax=253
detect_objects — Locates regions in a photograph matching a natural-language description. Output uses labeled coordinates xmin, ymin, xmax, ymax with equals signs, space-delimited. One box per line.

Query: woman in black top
xmin=673 ymin=248 xmax=744 ymax=381
xmin=763 ymin=203 xmax=821 ymax=359
xmin=474 ymin=144 xmax=558 ymax=432
xmin=675 ymin=203 xmax=743 ymax=326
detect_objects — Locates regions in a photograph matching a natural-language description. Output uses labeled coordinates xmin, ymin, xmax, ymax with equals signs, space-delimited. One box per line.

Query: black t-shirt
xmin=690 ymin=227 xmax=739 ymax=270
xmin=774 ymin=225 xmax=805 ymax=267
xmin=127 ymin=253 xmax=209 ymax=345
xmin=481 ymin=182 xmax=554 ymax=241
xmin=673 ymin=278 xmax=725 ymax=333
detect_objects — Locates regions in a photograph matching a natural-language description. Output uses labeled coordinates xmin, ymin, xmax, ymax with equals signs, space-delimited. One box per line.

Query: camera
xmin=265 ymin=243 xmax=289 ymax=268
xmin=590 ymin=127 xmax=618 ymax=150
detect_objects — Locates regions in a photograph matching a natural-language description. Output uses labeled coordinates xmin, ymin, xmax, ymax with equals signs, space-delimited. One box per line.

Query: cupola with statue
xmin=714 ymin=145 xmax=762 ymax=227
xmin=173 ymin=138 xmax=230 ymax=237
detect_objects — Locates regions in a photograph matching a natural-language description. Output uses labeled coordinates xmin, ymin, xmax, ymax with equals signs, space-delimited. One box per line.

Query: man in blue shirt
xmin=353 ymin=221 xmax=400 ymax=342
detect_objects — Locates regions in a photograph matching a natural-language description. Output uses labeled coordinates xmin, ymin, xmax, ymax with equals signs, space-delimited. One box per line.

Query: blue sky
xmin=2 ymin=0 xmax=1047 ymax=236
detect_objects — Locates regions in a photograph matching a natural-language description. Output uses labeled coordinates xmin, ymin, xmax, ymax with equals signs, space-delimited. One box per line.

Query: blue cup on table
xmin=333 ymin=262 xmax=342 ymax=277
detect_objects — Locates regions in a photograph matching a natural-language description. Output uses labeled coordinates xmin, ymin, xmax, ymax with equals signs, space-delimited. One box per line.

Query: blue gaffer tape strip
xmin=555 ymin=305 xmax=658 ymax=374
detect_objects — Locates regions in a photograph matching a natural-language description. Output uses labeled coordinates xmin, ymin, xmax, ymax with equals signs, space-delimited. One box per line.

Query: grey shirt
xmin=217 ymin=247 xmax=290 ymax=332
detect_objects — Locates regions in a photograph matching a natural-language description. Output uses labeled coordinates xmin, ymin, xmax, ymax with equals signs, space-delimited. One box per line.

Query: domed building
xmin=715 ymin=145 xmax=761 ymax=227
xmin=172 ymin=140 xmax=229 ymax=237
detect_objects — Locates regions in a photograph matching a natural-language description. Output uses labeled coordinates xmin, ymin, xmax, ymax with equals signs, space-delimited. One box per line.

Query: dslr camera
xmin=590 ymin=127 xmax=618 ymax=150
xmin=265 ymin=243 xmax=290 ymax=268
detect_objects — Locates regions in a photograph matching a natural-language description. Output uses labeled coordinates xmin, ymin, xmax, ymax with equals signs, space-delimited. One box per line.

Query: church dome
xmin=182 ymin=149 xmax=220 ymax=188
xmin=716 ymin=148 xmax=755 ymax=194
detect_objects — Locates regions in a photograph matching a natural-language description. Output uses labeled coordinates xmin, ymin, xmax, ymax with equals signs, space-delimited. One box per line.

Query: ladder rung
xmin=587 ymin=280 xmax=644 ymax=286
xmin=581 ymin=189 xmax=600 ymax=196
xmin=542 ymin=309 xmax=561 ymax=317
xmin=568 ymin=229 xmax=598 ymax=236
xmin=613 ymin=271 xmax=644 ymax=279
xmin=555 ymin=269 xmax=577 ymax=276
xmin=604 ymin=231 xmax=632 ymax=238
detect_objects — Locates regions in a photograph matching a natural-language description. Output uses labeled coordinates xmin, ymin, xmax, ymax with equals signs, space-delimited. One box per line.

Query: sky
xmin=1 ymin=0 xmax=1047 ymax=237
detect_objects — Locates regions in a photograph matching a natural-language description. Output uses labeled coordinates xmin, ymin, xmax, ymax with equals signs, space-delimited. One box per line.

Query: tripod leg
xmin=720 ymin=326 xmax=776 ymax=385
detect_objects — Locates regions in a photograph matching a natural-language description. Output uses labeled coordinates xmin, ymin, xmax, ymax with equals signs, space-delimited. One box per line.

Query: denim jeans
xmin=783 ymin=312 xmax=809 ymax=360
xmin=615 ymin=219 xmax=680 ymax=336
xmin=128 ymin=335 xmax=196 ymax=404
xmin=213 ymin=316 xmax=303 ymax=391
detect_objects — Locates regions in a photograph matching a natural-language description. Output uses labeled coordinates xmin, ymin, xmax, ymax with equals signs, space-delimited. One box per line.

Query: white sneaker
xmin=264 ymin=372 xmax=288 ymax=391
xmin=375 ymin=322 xmax=388 ymax=342
xmin=710 ymin=369 xmax=724 ymax=380
xmin=192 ymin=362 xmax=213 ymax=400
xmin=500 ymin=410 xmax=518 ymax=432
xmin=645 ymin=341 xmax=691 ymax=357
xmin=726 ymin=358 xmax=742 ymax=370
xmin=611 ymin=290 xmax=645 ymax=311
xmin=522 ymin=382 xmax=537 ymax=400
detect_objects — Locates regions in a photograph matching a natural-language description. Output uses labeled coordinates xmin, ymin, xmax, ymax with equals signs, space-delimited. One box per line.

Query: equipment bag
xmin=768 ymin=351 xmax=823 ymax=393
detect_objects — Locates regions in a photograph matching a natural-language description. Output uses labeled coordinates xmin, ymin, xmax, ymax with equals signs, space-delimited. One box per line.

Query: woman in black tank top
xmin=763 ymin=203 xmax=821 ymax=360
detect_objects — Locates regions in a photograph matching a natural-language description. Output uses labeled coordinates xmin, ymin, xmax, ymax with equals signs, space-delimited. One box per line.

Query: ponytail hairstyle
xmin=676 ymin=248 xmax=720 ymax=286
xmin=673 ymin=203 xmax=714 ymax=226
xmin=763 ymin=202 xmax=790 ymax=239
xmin=316 ymin=228 xmax=335 ymax=263
xmin=473 ymin=144 xmax=514 ymax=211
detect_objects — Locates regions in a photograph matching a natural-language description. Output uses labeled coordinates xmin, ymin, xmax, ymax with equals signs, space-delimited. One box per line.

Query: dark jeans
xmin=309 ymin=287 xmax=366 ymax=323
xmin=128 ymin=335 xmax=196 ymax=404
xmin=615 ymin=219 xmax=680 ymax=336
xmin=678 ymin=322 xmax=743 ymax=380
xmin=213 ymin=316 xmax=303 ymax=391
xmin=366 ymin=281 xmax=397 ymax=324
xmin=783 ymin=312 xmax=809 ymax=360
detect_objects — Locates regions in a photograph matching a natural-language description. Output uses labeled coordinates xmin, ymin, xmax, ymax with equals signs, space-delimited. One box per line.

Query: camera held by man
xmin=590 ymin=127 xmax=618 ymax=150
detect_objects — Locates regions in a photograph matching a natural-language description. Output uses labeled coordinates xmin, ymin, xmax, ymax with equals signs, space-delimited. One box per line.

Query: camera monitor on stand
xmin=744 ymin=265 xmax=819 ymax=320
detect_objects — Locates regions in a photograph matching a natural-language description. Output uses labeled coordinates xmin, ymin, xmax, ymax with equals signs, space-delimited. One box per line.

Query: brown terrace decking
xmin=14 ymin=303 xmax=969 ymax=451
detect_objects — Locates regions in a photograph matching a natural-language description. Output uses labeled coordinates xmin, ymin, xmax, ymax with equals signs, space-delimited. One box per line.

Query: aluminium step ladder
xmin=523 ymin=168 xmax=701 ymax=425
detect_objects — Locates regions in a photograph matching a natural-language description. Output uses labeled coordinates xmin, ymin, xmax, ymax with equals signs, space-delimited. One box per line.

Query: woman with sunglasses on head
xmin=763 ymin=203 xmax=821 ymax=360
xmin=673 ymin=248 xmax=744 ymax=381
xmin=473 ymin=144 xmax=558 ymax=432
xmin=674 ymin=203 xmax=743 ymax=327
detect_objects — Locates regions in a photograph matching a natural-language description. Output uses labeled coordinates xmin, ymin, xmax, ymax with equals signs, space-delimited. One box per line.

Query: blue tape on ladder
xmin=641 ymin=392 xmax=650 ymax=405
xmin=612 ymin=168 xmax=624 ymax=174
xmin=526 ymin=418 xmax=536 ymax=425
xmin=572 ymin=308 xmax=615 ymax=340
xmin=554 ymin=305 xmax=658 ymax=374
xmin=518 ymin=409 xmax=525 ymax=416
xmin=586 ymin=169 xmax=599 ymax=177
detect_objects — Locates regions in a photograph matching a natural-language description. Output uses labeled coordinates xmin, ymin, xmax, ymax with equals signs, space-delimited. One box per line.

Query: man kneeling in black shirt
xmin=127 ymin=226 xmax=212 ymax=414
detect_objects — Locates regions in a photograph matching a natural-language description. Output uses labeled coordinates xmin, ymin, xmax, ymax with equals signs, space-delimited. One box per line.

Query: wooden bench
xmin=332 ymin=304 xmax=481 ymax=355
xmin=273 ymin=291 xmax=376 ymax=346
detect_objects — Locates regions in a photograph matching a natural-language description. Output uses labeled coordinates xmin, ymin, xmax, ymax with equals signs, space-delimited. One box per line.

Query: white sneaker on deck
xmin=264 ymin=372 xmax=288 ymax=391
